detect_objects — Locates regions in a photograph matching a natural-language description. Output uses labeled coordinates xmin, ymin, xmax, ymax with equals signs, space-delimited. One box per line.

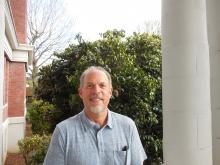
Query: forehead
xmin=84 ymin=70 xmax=109 ymax=83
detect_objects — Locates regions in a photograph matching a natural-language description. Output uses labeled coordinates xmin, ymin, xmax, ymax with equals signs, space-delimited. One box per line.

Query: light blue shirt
xmin=43 ymin=110 xmax=147 ymax=165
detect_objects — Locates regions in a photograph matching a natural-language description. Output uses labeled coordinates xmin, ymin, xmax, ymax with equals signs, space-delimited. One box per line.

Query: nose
xmin=93 ymin=84 xmax=101 ymax=93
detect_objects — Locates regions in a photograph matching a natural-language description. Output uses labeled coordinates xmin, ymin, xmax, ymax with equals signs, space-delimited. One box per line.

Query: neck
xmin=84 ymin=108 xmax=108 ymax=128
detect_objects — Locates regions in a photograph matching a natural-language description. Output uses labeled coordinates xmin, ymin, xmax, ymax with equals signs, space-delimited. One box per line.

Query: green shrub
xmin=27 ymin=100 xmax=56 ymax=135
xmin=36 ymin=30 xmax=162 ymax=163
xmin=18 ymin=134 xmax=51 ymax=165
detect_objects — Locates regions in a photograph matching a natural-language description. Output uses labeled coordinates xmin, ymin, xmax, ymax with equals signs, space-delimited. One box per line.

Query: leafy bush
xmin=27 ymin=100 xmax=58 ymax=134
xmin=36 ymin=30 xmax=162 ymax=163
xmin=18 ymin=134 xmax=51 ymax=165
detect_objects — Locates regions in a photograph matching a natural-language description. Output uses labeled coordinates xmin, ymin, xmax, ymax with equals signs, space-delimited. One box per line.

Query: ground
xmin=4 ymin=153 xmax=25 ymax=165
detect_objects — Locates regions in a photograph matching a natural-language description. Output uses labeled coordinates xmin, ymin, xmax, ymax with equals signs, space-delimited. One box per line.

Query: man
xmin=43 ymin=66 xmax=147 ymax=165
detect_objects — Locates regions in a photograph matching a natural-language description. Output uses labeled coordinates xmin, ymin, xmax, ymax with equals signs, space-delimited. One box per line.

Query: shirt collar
xmin=106 ymin=110 xmax=113 ymax=129
xmin=81 ymin=110 xmax=113 ymax=131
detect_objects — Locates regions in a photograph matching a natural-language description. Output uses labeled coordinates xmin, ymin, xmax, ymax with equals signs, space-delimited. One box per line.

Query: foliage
xmin=27 ymin=100 xmax=59 ymax=134
xmin=126 ymin=32 xmax=162 ymax=163
xmin=36 ymin=30 xmax=162 ymax=163
xmin=18 ymin=134 xmax=51 ymax=165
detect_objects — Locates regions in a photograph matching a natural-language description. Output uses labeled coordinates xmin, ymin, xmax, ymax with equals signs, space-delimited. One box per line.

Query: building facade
xmin=0 ymin=0 xmax=33 ymax=164
xmin=2 ymin=0 xmax=220 ymax=165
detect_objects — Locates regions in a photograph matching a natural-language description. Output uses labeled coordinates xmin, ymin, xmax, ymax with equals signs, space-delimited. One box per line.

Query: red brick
xmin=10 ymin=0 xmax=27 ymax=44
xmin=3 ymin=56 xmax=10 ymax=121
xmin=8 ymin=62 xmax=26 ymax=117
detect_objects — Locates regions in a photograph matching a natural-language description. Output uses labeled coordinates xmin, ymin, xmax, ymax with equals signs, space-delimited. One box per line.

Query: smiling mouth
xmin=89 ymin=98 xmax=103 ymax=101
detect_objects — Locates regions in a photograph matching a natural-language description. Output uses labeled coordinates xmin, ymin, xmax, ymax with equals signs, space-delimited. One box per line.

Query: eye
xmin=86 ymin=83 xmax=94 ymax=88
xmin=99 ymin=83 xmax=107 ymax=88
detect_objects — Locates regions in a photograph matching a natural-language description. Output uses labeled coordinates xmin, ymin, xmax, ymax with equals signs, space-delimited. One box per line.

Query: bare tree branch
xmin=137 ymin=20 xmax=161 ymax=35
xmin=38 ymin=54 xmax=54 ymax=68
xmin=27 ymin=0 xmax=75 ymax=91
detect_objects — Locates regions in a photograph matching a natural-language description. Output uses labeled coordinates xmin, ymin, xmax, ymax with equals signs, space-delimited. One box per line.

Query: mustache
xmin=89 ymin=96 xmax=103 ymax=100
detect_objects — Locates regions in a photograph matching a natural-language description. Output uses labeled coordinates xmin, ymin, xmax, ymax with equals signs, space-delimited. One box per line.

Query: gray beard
xmin=89 ymin=106 xmax=105 ymax=114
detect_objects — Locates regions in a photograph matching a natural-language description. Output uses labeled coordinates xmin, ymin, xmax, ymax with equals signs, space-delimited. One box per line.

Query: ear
xmin=109 ymin=87 xmax=113 ymax=96
xmin=78 ymin=88 xmax=83 ymax=99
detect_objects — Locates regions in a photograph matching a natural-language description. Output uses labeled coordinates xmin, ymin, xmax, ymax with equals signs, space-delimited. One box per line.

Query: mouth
xmin=89 ymin=97 xmax=103 ymax=101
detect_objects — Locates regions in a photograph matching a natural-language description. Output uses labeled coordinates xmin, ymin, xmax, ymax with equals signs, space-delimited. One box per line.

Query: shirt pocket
xmin=113 ymin=150 xmax=127 ymax=165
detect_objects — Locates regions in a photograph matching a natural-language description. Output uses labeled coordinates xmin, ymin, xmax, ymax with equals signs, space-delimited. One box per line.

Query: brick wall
xmin=8 ymin=0 xmax=28 ymax=117
xmin=10 ymin=0 xmax=27 ymax=44
xmin=8 ymin=62 xmax=26 ymax=117
xmin=3 ymin=56 xmax=9 ymax=121
xmin=4 ymin=56 xmax=9 ymax=105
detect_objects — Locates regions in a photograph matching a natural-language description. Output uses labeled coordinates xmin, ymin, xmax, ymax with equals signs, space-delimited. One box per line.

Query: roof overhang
xmin=4 ymin=0 xmax=34 ymax=68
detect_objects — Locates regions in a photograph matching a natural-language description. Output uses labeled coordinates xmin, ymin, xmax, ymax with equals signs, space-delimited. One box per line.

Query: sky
xmin=64 ymin=0 xmax=161 ymax=41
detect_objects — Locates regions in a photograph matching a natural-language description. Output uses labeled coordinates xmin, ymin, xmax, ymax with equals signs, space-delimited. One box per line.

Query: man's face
xmin=79 ymin=70 xmax=112 ymax=114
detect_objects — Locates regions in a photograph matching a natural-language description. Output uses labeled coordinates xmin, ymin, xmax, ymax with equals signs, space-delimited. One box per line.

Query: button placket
xmin=97 ymin=130 xmax=102 ymax=152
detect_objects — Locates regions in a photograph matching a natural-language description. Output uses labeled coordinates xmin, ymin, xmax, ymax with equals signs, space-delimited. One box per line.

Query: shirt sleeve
xmin=130 ymin=123 xmax=147 ymax=165
xmin=43 ymin=126 xmax=65 ymax=165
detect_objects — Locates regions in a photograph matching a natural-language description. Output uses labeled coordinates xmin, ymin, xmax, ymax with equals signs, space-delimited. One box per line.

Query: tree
xmin=137 ymin=20 xmax=161 ymax=35
xmin=36 ymin=30 xmax=162 ymax=163
xmin=27 ymin=0 xmax=74 ymax=91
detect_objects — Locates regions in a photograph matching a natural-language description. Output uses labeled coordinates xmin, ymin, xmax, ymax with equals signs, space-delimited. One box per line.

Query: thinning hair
xmin=79 ymin=66 xmax=112 ymax=88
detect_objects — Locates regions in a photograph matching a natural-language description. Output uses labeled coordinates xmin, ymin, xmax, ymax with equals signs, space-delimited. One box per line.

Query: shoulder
xmin=56 ymin=112 xmax=82 ymax=131
xmin=110 ymin=111 xmax=136 ymax=127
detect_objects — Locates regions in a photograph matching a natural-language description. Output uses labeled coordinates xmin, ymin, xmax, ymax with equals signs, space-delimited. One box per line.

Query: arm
xmin=43 ymin=126 xmax=65 ymax=165
xmin=130 ymin=123 xmax=147 ymax=165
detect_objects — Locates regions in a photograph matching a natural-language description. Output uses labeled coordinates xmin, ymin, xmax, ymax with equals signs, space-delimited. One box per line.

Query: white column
xmin=0 ymin=0 xmax=5 ymax=164
xmin=162 ymin=0 xmax=212 ymax=165
xmin=206 ymin=1 xmax=220 ymax=165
